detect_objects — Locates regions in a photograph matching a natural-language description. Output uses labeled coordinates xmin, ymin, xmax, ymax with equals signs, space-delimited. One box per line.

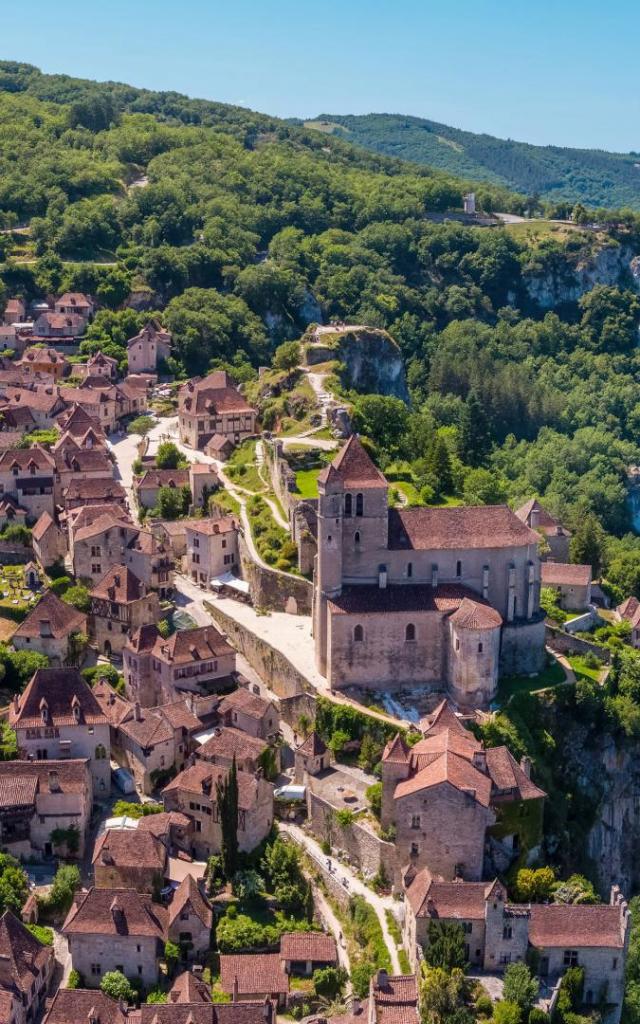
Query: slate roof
xmin=388 ymin=505 xmax=538 ymax=551
xmin=62 ymin=887 xmax=167 ymax=938
xmin=13 ymin=589 xmax=86 ymax=640
xmin=10 ymin=668 xmax=107 ymax=729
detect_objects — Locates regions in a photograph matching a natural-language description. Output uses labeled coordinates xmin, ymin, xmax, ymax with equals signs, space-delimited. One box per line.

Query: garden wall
xmin=239 ymin=533 xmax=313 ymax=615
xmin=545 ymin=625 xmax=610 ymax=663
xmin=307 ymin=789 xmax=399 ymax=891
xmin=203 ymin=601 xmax=312 ymax=699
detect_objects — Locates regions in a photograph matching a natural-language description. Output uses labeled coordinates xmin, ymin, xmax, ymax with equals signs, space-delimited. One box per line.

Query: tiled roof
xmin=409 ymin=729 xmax=481 ymax=770
xmin=220 ymin=953 xmax=288 ymax=995
xmin=91 ymin=565 xmax=144 ymax=603
xmin=153 ymin=624 xmax=236 ymax=665
xmin=528 ymin=904 xmax=624 ymax=948
xmin=185 ymin=516 xmax=237 ymax=536
xmin=73 ymin=511 xmax=135 ymax=543
xmin=197 ymin=727 xmax=267 ymax=764
xmin=56 ymin=292 xmax=92 ymax=309
xmin=167 ymin=970 xmax=211 ymax=1004
xmin=485 ymin=747 xmax=546 ymax=801
xmin=371 ymin=974 xmax=419 ymax=1024
xmin=388 ymin=505 xmax=539 ymax=551
xmin=0 ymin=773 xmax=38 ymax=808
xmin=541 ymin=562 xmax=591 ymax=587
xmin=62 ymin=887 xmax=167 ymax=939
xmin=0 ymin=445 xmax=54 ymax=471
xmin=42 ymin=989 xmax=127 ymax=1024
xmin=296 ymin=732 xmax=327 ymax=758
xmin=394 ymin=750 xmax=492 ymax=807
xmin=92 ymin=680 xmax=134 ymax=727
xmin=127 ymin=623 xmax=160 ymax=653
xmin=119 ymin=707 xmax=174 ymax=749
xmin=420 ymin=699 xmax=468 ymax=737
xmin=139 ymin=1004 xmax=275 ymax=1024
xmin=328 ymin=583 xmax=483 ymax=616
xmin=0 ymin=759 xmax=90 ymax=801
xmin=137 ymin=469 xmax=190 ymax=489
xmin=32 ymin=510 xmax=56 ymax=541
xmin=155 ymin=699 xmax=203 ymax=734
xmin=382 ymin=733 xmax=410 ymax=764
xmin=19 ymin=347 xmax=67 ymax=365
xmin=64 ymin=478 xmax=126 ymax=502
xmin=13 ymin=589 xmax=86 ymax=640
xmin=318 ymin=435 xmax=387 ymax=489
xmin=179 ymin=372 xmax=255 ymax=416
xmin=449 ymin=597 xmax=502 ymax=630
xmin=168 ymin=874 xmax=212 ymax=929
xmin=137 ymin=811 xmax=191 ymax=839
xmin=280 ymin=931 xmax=337 ymax=962
xmin=10 ymin=668 xmax=107 ymax=729
xmin=218 ymin=688 xmax=274 ymax=720
xmin=92 ymin=828 xmax=167 ymax=871
xmin=0 ymin=910 xmax=53 ymax=996
xmin=514 ymin=498 xmax=569 ymax=537
xmin=163 ymin=762 xmax=269 ymax=811
xmin=406 ymin=868 xmax=497 ymax=918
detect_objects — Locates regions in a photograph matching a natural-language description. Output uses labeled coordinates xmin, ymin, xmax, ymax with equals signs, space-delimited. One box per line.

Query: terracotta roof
xmin=220 ymin=953 xmax=288 ymax=996
xmin=163 ymin=762 xmax=270 ymax=811
xmin=5 ymin=386 xmax=63 ymax=414
xmin=296 ymin=732 xmax=327 ymax=758
xmin=139 ymin=1004 xmax=275 ymax=1024
xmin=13 ymin=589 xmax=86 ymax=641
xmin=0 ymin=910 xmax=53 ymax=996
xmin=179 ymin=372 xmax=255 ymax=416
xmin=406 ymin=868 xmax=498 ymax=918
xmin=119 ymin=707 xmax=174 ymax=749
xmin=206 ymin=433 xmax=235 ymax=453
xmin=127 ymin=623 xmax=160 ymax=653
xmin=137 ymin=469 xmax=189 ymax=490
xmin=155 ymin=699 xmax=203 ymax=734
xmin=56 ymin=292 xmax=92 ymax=309
xmin=328 ymin=583 xmax=486 ymax=616
xmin=449 ymin=597 xmax=502 ymax=630
xmin=382 ymin=733 xmax=410 ymax=764
xmin=485 ymin=746 xmax=546 ymax=800
xmin=541 ymin=562 xmax=591 ymax=587
xmin=515 ymin=499 xmax=570 ymax=537
xmin=0 ymin=773 xmax=38 ymax=808
xmin=73 ymin=511 xmax=135 ymax=544
xmin=528 ymin=904 xmax=624 ymax=948
xmin=420 ymin=700 xmax=468 ymax=737
xmin=10 ymin=668 xmax=107 ymax=729
xmin=409 ymin=728 xmax=481 ymax=770
xmin=617 ymin=596 xmax=640 ymax=627
xmin=388 ymin=505 xmax=539 ymax=551
xmin=137 ymin=811 xmax=191 ymax=839
xmin=394 ymin=750 xmax=492 ymax=807
xmin=93 ymin=828 xmax=167 ymax=872
xmin=185 ymin=516 xmax=237 ymax=536
xmin=280 ymin=931 xmax=337 ymax=962
xmin=0 ymin=759 xmax=90 ymax=800
xmin=92 ymin=679 xmax=133 ymax=728
xmin=56 ymin=404 xmax=104 ymax=437
xmin=43 ymin=989 xmax=126 ymax=1024
xmin=64 ymin=478 xmax=126 ymax=503
xmin=318 ymin=435 xmax=387 ymax=489
xmin=56 ymin=448 xmax=112 ymax=475
xmin=91 ymin=565 xmax=144 ymax=603
xmin=0 ymin=445 xmax=54 ymax=471
xmin=34 ymin=312 xmax=84 ymax=331
xmin=218 ymin=688 xmax=274 ymax=721
xmin=32 ymin=510 xmax=56 ymax=542
xmin=19 ymin=347 xmax=67 ymax=365
xmin=371 ymin=974 xmax=419 ymax=1024
xmin=167 ymin=970 xmax=211 ymax=1004
xmin=197 ymin=726 xmax=267 ymax=764
xmin=152 ymin=624 xmax=236 ymax=665
xmin=168 ymin=874 xmax=212 ymax=930
xmin=62 ymin=887 xmax=167 ymax=939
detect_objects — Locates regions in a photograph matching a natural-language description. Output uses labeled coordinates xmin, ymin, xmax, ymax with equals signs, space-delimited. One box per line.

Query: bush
xmin=66 ymin=969 xmax=81 ymax=989
xmin=366 ymin=782 xmax=382 ymax=818
xmin=528 ymin=1011 xmax=549 ymax=1024
xmin=100 ymin=970 xmax=136 ymax=1003
xmin=26 ymin=924 xmax=53 ymax=946
xmin=313 ymin=966 xmax=347 ymax=1000
xmin=48 ymin=576 xmax=72 ymax=595
xmin=476 ymin=994 xmax=493 ymax=1017
xmin=127 ymin=415 xmax=155 ymax=436
xmin=493 ymin=1002 xmax=522 ymax=1024
xmin=40 ymin=864 xmax=80 ymax=920
xmin=62 ymin=584 xmax=92 ymax=612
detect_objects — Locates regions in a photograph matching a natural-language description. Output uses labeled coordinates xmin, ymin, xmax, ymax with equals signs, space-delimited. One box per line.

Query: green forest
xmin=2 ymin=62 xmax=640 ymax=596
xmin=306 ymin=112 xmax=640 ymax=210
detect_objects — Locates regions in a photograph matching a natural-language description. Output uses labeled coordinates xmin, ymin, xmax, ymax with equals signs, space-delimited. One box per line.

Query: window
xmin=563 ymin=950 xmax=579 ymax=967
xmin=456 ymin=560 xmax=462 ymax=578
xmin=193 ymin=537 xmax=199 ymax=548
xmin=478 ymin=642 xmax=483 ymax=654
xmin=136 ymin=945 xmax=141 ymax=953
xmin=410 ymin=842 xmax=419 ymax=857
xmin=180 ymin=911 xmax=189 ymax=921
xmin=344 ymin=493 xmax=352 ymax=517
xmin=92 ymin=564 xmax=101 ymax=575
xmin=411 ymin=814 xmax=420 ymax=830
xmin=503 ymin=925 xmax=512 ymax=940
xmin=90 ymin=964 xmax=101 ymax=976
xmin=455 ymin=638 xmax=460 ymax=651
xmin=405 ymin=623 xmax=416 ymax=642
xmin=407 ymin=562 xmax=413 ymax=578
xmin=180 ymin=931 xmax=192 ymax=941
xmin=354 ymin=531 xmax=361 ymax=546
xmin=355 ymin=493 xmax=364 ymax=517
xmin=354 ymin=624 xmax=364 ymax=642
xmin=95 ymin=744 xmax=106 ymax=760
xmin=613 ymin=957 xmax=619 ymax=970
xmin=138 ymin=966 xmax=143 ymax=975
xmin=499 ymin=954 xmax=512 ymax=965
xmin=222 ymin=539 xmax=227 ymax=549
xmin=462 ymin=922 xmax=473 ymax=935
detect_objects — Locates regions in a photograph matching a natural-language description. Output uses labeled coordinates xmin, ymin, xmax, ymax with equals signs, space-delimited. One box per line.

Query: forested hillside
xmin=3 ymin=62 xmax=640 ymax=596
xmin=306 ymin=112 xmax=640 ymax=211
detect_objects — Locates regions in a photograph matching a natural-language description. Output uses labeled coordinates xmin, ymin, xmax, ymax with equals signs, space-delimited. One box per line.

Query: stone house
xmin=54 ymin=292 xmax=94 ymax=320
xmin=380 ymin=701 xmax=545 ymax=881
xmin=184 ymin=514 xmax=239 ymax=585
xmin=541 ymin=562 xmax=592 ymax=612
xmin=32 ymin=511 xmax=67 ymax=569
xmin=63 ymin=477 xmax=128 ymax=514
xmin=313 ymin=437 xmax=545 ymax=707
xmin=127 ymin=321 xmax=172 ymax=374
xmin=178 ymin=371 xmax=257 ymax=450
xmin=366 ymin=972 xmax=419 ymax=1024
xmin=53 ymin=446 xmax=114 ymax=505
xmin=135 ymin=469 xmax=190 ymax=511
xmin=78 ymin=351 xmax=118 ymax=381
xmin=124 ymin=624 xmax=238 ymax=707
xmin=0 ymin=759 xmax=92 ymax=858
xmin=0 ymin=446 xmax=56 ymax=520
xmin=189 ymin=463 xmax=220 ymax=509
xmin=71 ymin=511 xmax=139 ymax=585
xmin=2 ymin=385 xmax=66 ymax=429
xmin=218 ymin=688 xmax=279 ymax=742
xmin=616 ymin=596 xmax=640 ymax=647
xmin=89 ymin=565 xmax=161 ymax=657
xmin=162 ymin=761 xmax=274 ymax=861
xmin=2 ymin=298 xmax=26 ymax=326
xmin=136 ymin=810 xmax=194 ymax=858
xmin=205 ymin=433 xmax=235 ymax=461
xmin=125 ymin=528 xmax=174 ymax=599
xmin=167 ymin=874 xmax=212 ymax=962
xmin=219 ymin=954 xmax=288 ymax=1007
xmin=62 ymin=887 xmax=167 ymax=990
xmin=196 ymin=727 xmax=268 ymax=775
xmin=92 ymin=827 xmax=167 ymax=892
xmin=32 ymin=312 xmax=85 ymax=339
xmin=43 ymin=989 xmax=127 ymax=1024
xmin=280 ymin=932 xmax=337 ymax=976
xmin=17 ymin=348 xmax=69 ymax=381
xmin=9 ymin=668 xmax=111 ymax=795
xmin=515 ymin=498 xmax=572 ymax=562
xmin=12 ymin=589 xmax=87 ymax=665
xmin=294 ymin=732 xmax=329 ymax=781
xmin=56 ymin=403 xmax=105 ymax=441
xmin=0 ymin=911 xmax=55 ymax=1024
xmin=137 ymin=999 xmax=277 ymax=1024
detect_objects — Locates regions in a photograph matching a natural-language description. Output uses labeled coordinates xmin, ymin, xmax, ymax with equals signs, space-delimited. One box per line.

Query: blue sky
xmin=4 ymin=0 xmax=639 ymax=152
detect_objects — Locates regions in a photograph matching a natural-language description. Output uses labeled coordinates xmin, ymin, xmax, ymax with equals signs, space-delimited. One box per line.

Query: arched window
xmin=344 ymin=493 xmax=352 ymax=517
xmin=478 ymin=642 xmax=483 ymax=654
xmin=405 ymin=623 xmax=416 ymax=642
xmin=354 ymin=624 xmax=364 ymax=642
xmin=355 ymin=493 xmax=364 ymax=517
xmin=354 ymin=531 xmax=361 ymax=546
xmin=407 ymin=562 xmax=413 ymax=578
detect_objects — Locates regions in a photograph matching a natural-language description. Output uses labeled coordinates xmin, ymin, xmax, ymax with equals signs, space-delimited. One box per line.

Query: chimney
xmin=263 ymin=997 xmax=272 ymax=1022
xmin=134 ymin=701 xmax=142 ymax=722
xmin=376 ymin=969 xmax=388 ymax=989
xmin=520 ymin=755 xmax=532 ymax=779
xmin=110 ymin=896 xmax=125 ymax=928
xmin=232 ymin=975 xmax=239 ymax=1003
xmin=48 ymin=770 xmax=60 ymax=793
xmin=87 ymin=1007 xmax=98 ymax=1024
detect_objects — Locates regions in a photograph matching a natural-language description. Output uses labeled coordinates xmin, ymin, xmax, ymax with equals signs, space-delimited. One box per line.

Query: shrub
xmin=313 ymin=966 xmax=347 ymax=1000
xmin=366 ymin=782 xmax=382 ymax=818
xmin=502 ymin=963 xmax=539 ymax=1015
xmin=528 ymin=1010 xmax=550 ymax=1024
xmin=100 ymin=970 xmax=136 ymax=1003
xmin=26 ymin=924 xmax=53 ymax=946
xmin=476 ymin=994 xmax=494 ymax=1016
xmin=48 ymin=576 xmax=72 ymax=595
xmin=492 ymin=1002 xmax=522 ymax=1024
xmin=66 ymin=969 xmax=81 ymax=989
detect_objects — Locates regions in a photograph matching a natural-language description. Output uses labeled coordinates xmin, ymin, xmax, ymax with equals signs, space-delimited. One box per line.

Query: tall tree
xmin=216 ymin=755 xmax=239 ymax=880
xmin=457 ymin=390 xmax=492 ymax=467
xmin=425 ymin=435 xmax=453 ymax=495
xmin=569 ymin=513 xmax=606 ymax=576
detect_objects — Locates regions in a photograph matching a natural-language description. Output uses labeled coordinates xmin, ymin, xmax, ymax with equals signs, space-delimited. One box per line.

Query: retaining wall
xmin=279 ymin=692 xmax=318 ymax=730
xmin=239 ymin=533 xmax=313 ymax=615
xmin=308 ymin=789 xmax=399 ymax=889
xmin=545 ymin=624 xmax=610 ymax=663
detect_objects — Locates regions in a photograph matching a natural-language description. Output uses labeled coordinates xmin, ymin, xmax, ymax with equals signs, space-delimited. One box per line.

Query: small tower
xmin=447 ymin=598 xmax=501 ymax=709
xmin=380 ymin=733 xmax=411 ymax=828
xmin=463 ymin=192 xmax=476 ymax=215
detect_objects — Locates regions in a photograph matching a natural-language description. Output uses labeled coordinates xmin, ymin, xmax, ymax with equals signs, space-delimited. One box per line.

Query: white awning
xmin=209 ymin=572 xmax=249 ymax=594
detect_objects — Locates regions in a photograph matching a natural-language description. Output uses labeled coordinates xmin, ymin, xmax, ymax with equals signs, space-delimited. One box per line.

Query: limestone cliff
xmin=521 ymin=242 xmax=638 ymax=310
xmin=304 ymin=326 xmax=409 ymax=402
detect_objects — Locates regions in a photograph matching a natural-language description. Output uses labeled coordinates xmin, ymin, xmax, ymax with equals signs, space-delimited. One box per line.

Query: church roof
xmin=449 ymin=597 xmax=502 ymax=630
xmin=318 ymin=435 xmax=387 ymax=489
xmin=388 ymin=505 xmax=538 ymax=551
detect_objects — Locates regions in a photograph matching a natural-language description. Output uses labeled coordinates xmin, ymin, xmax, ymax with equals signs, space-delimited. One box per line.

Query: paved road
xmin=280 ymin=821 xmax=402 ymax=974
xmin=108 ymin=426 xmax=146 ymax=521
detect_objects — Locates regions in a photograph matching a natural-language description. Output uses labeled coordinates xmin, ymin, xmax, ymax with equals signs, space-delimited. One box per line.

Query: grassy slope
xmin=308 ymin=113 xmax=640 ymax=209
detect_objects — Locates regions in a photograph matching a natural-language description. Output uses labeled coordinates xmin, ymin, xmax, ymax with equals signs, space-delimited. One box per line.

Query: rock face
xmin=305 ymin=326 xmax=409 ymax=402
xmin=584 ymin=736 xmax=640 ymax=897
xmin=522 ymin=243 xmax=638 ymax=310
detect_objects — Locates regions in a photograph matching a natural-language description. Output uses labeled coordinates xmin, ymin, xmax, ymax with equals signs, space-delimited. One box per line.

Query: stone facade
xmin=184 ymin=514 xmax=239 ymax=585
xmin=0 ymin=759 xmax=92 ymax=859
xmin=123 ymin=623 xmax=237 ymax=707
xmin=178 ymin=371 xmax=257 ymax=450
xmin=89 ymin=566 xmax=161 ymax=657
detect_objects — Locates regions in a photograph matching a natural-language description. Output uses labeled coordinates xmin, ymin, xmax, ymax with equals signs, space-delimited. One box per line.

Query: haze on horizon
xmin=5 ymin=0 xmax=640 ymax=154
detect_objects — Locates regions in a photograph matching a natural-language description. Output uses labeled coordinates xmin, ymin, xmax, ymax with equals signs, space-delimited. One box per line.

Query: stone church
xmin=312 ymin=437 xmax=545 ymax=707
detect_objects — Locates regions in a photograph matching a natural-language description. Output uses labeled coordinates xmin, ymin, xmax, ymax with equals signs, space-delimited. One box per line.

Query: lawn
xmin=567 ymin=654 xmax=605 ymax=683
xmin=294 ymin=468 xmax=321 ymax=499
xmin=225 ymin=441 xmax=264 ymax=493
xmin=211 ymin=489 xmax=242 ymax=517
xmin=0 ymin=565 xmax=39 ymax=620
xmin=497 ymin=658 xmax=567 ymax=703
xmin=503 ymin=220 xmax=590 ymax=242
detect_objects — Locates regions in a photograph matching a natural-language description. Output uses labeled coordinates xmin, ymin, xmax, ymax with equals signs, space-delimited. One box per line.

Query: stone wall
xmin=545 ymin=624 xmax=610 ymax=663
xmin=307 ymin=789 xmax=398 ymax=889
xmin=203 ymin=601 xmax=311 ymax=699
xmin=279 ymin=692 xmax=318 ymax=730
xmin=239 ymin=533 xmax=313 ymax=615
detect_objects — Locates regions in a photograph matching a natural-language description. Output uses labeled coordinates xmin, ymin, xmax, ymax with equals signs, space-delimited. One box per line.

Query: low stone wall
xmin=239 ymin=534 xmax=313 ymax=615
xmin=308 ymin=789 xmax=398 ymax=890
xmin=279 ymin=692 xmax=318 ymax=730
xmin=545 ymin=624 xmax=610 ymax=663
xmin=264 ymin=441 xmax=298 ymax=520
xmin=204 ymin=601 xmax=312 ymax=699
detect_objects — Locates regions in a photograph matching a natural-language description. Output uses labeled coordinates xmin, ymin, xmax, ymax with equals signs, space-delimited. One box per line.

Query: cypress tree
xmin=458 ymin=390 xmax=492 ymax=467
xmin=426 ymin=435 xmax=453 ymax=495
xmin=216 ymin=755 xmax=239 ymax=880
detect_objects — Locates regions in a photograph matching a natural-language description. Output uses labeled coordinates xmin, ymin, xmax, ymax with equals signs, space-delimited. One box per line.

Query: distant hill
xmin=304 ymin=114 xmax=640 ymax=210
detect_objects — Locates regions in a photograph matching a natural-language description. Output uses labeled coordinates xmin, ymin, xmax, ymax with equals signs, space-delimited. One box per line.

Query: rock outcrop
xmin=304 ymin=325 xmax=409 ymax=402
xmin=522 ymin=242 xmax=638 ymax=310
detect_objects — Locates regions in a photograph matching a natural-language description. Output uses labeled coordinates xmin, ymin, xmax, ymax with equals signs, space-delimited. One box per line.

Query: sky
xmin=4 ymin=0 xmax=640 ymax=152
